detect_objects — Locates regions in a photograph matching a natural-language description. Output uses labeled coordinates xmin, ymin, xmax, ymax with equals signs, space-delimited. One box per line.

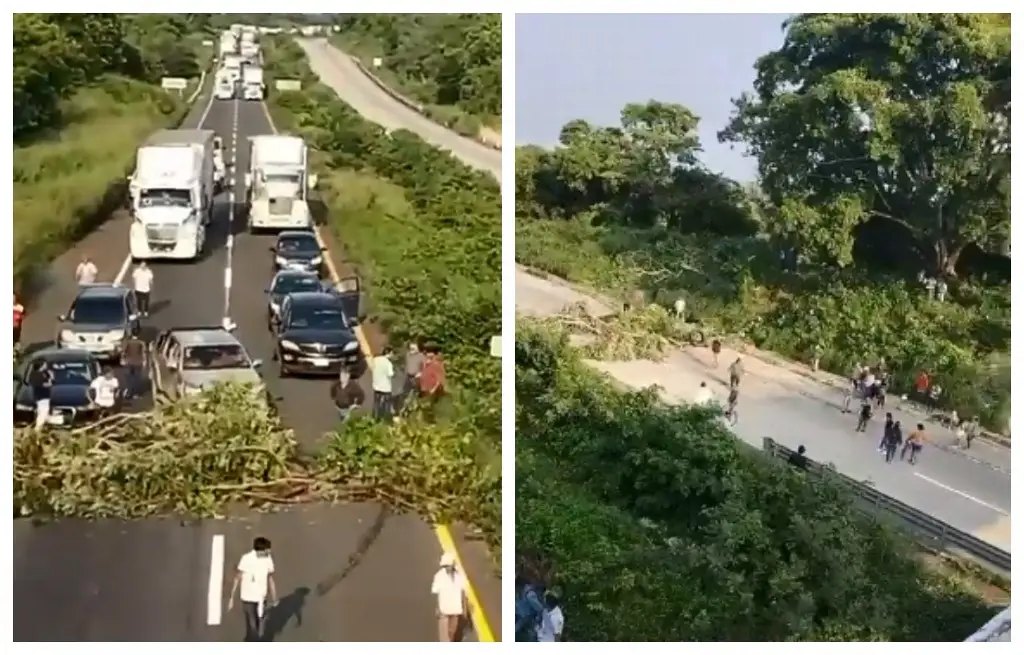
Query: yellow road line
xmin=310 ymin=224 xmax=496 ymax=642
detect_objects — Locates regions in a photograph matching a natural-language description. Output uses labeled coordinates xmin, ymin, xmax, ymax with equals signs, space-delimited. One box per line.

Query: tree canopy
xmin=334 ymin=14 xmax=502 ymax=118
xmin=720 ymin=13 xmax=1010 ymax=274
xmin=14 ymin=13 xmax=206 ymax=141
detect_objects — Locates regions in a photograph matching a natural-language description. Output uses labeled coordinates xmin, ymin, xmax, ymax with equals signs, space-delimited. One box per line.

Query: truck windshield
xmin=264 ymin=174 xmax=303 ymax=199
xmin=139 ymin=188 xmax=191 ymax=208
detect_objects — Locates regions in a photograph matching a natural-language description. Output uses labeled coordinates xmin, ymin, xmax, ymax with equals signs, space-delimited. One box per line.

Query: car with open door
xmin=271 ymin=291 xmax=362 ymax=377
xmin=331 ymin=274 xmax=367 ymax=325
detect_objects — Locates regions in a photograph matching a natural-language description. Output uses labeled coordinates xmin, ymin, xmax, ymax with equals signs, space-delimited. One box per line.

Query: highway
xmin=15 ymin=43 xmax=500 ymax=642
xmin=515 ymin=266 xmax=1012 ymax=553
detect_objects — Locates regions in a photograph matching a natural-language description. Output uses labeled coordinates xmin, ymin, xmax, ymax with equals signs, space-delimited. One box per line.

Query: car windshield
xmin=69 ymin=297 xmax=125 ymax=325
xmin=138 ymin=188 xmax=191 ymax=208
xmin=288 ymin=305 xmax=348 ymax=330
xmin=182 ymin=345 xmax=250 ymax=370
xmin=33 ymin=358 xmax=97 ymax=386
xmin=277 ymin=234 xmax=318 ymax=254
xmin=272 ymin=275 xmax=321 ymax=295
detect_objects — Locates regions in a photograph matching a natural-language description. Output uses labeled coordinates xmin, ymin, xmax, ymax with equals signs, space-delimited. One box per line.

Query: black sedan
xmin=14 ymin=348 xmax=102 ymax=427
xmin=271 ymin=291 xmax=363 ymax=377
xmin=265 ymin=269 xmax=326 ymax=329
xmin=269 ymin=230 xmax=325 ymax=277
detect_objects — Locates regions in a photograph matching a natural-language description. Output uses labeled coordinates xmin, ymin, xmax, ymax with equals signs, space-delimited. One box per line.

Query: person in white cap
xmin=431 ymin=552 xmax=469 ymax=642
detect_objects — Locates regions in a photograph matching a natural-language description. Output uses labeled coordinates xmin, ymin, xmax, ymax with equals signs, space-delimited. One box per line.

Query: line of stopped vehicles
xmin=15 ymin=65 xmax=366 ymax=426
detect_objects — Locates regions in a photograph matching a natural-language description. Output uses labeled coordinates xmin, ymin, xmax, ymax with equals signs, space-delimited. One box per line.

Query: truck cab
xmin=244 ymin=135 xmax=318 ymax=233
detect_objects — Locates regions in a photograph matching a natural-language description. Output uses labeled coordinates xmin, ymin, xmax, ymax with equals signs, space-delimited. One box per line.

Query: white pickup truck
xmin=127 ymin=130 xmax=217 ymax=260
xmin=245 ymin=134 xmax=318 ymax=233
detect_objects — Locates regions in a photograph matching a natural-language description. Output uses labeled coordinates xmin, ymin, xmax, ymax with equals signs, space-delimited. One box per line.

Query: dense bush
xmin=264 ymin=38 xmax=501 ymax=548
xmin=333 ymin=14 xmax=501 ymax=126
xmin=515 ymin=14 xmax=1010 ymax=433
xmin=516 ymin=325 xmax=994 ymax=641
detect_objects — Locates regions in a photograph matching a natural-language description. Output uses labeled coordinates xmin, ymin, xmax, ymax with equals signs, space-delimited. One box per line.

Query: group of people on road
xmin=876 ymin=414 xmax=927 ymax=465
xmin=692 ymin=356 xmax=745 ymax=426
xmin=331 ymin=340 xmax=448 ymax=424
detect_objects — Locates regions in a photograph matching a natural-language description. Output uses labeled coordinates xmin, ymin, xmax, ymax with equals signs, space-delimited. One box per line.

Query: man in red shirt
xmin=14 ymin=294 xmax=25 ymax=348
xmin=915 ymin=371 xmax=930 ymax=403
xmin=419 ymin=346 xmax=447 ymax=400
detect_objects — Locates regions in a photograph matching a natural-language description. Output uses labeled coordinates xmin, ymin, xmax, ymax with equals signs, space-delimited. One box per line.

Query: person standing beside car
xmin=120 ymin=331 xmax=147 ymax=400
xmin=132 ymin=261 xmax=154 ymax=318
xmin=29 ymin=360 xmax=54 ymax=430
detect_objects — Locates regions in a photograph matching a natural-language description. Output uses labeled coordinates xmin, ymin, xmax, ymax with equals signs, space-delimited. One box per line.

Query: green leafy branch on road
xmin=15 ymin=384 xmax=495 ymax=545
xmin=260 ymin=38 xmax=501 ymax=552
xmin=515 ymin=323 xmax=996 ymax=641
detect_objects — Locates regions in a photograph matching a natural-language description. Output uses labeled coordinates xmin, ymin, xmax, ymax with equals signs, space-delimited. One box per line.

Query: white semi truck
xmin=127 ymin=130 xmax=217 ymax=260
xmin=220 ymin=53 xmax=243 ymax=84
xmin=218 ymin=32 xmax=237 ymax=59
xmin=244 ymin=135 xmax=318 ymax=233
xmin=242 ymin=66 xmax=265 ymax=101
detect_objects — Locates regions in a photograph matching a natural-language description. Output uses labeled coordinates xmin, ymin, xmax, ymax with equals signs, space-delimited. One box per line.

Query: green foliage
xmin=334 ymin=14 xmax=501 ymax=123
xmin=264 ymin=38 xmax=501 ymax=547
xmin=720 ymin=13 xmax=1010 ymax=275
xmin=516 ymin=14 xmax=1011 ymax=433
xmin=515 ymin=325 xmax=994 ymax=641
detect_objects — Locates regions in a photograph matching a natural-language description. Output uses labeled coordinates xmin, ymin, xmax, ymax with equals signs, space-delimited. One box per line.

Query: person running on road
xmin=330 ymin=366 xmax=365 ymax=422
xmin=228 ymin=536 xmax=278 ymax=642
xmin=120 ymin=330 xmax=147 ymax=400
xmin=131 ymin=261 xmax=154 ymax=317
xmin=370 ymin=346 xmax=395 ymax=421
xmin=432 ymin=552 xmax=469 ymax=642
xmin=537 ymin=592 xmax=565 ymax=642
xmin=882 ymin=420 xmax=904 ymax=463
xmin=728 ymin=357 xmax=745 ymax=389
xmin=14 ymin=293 xmax=25 ymax=349
xmin=75 ymin=255 xmax=98 ymax=285
xmin=903 ymin=423 xmax=926 ymax=465
xmin=29 ymin=359 xmax=54 ymax=430
xmin=855 ymin=398 xmax=873 ymax=432
xmin=725 ymin=386 xmax=739 ymax=426
xmin=88 ymin=366 xmax=121 ymax=417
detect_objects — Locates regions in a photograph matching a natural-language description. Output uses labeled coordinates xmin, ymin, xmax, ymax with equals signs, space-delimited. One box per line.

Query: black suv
xmin=271 ymin=291 xmax=362 ymax=377
xmin=269 ymin=230 xmax=325 ymax=277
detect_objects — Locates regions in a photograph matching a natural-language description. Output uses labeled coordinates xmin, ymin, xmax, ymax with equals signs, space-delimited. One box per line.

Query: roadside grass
xmin=13 ymin=76 xmax=191 ymax=297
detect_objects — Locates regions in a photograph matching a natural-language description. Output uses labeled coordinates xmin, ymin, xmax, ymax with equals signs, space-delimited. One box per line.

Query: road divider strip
xmin=258 ymin=98 xmax=497 ymax=642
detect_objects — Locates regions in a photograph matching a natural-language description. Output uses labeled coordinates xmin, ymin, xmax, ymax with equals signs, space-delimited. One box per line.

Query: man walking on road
xmin=75 ymin=255 xmax=98 ymax=285
xmin=330 ymin=366 xmax=365 ymax=422
xmin=432 ymin=552 xmax=469 ymax=642
xmin=120 ymin=330 xmax=147 ymax=400
xmin=132 ymin=261 xmax=154 ymax=317
xmin=228 ymin=536 xmax=278 ymax=642
xmin=728 ymin=357 xmax=745 ymax=389
xmin=903 ymin=424 xmax=926 ymax=465
xmin=88 ymin=366 xmax=121 ymax=417
xmin=29 ymin=360 xmax=54 ymax=430
xmin=370 ymin=346 xmax=394 ymax=421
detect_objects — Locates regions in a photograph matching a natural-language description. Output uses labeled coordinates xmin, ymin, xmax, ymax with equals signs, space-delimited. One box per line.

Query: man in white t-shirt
xmin=537 ymin=592 xmax=565 ymax=642
xmin=88 ymin=367 xmax=120 ymax=415
xmin=693 ymin=381 xmax=714 ymax=406
xmin=431 ymin=552 xmax=468 ymax=642
xmin=228 ymin=536 xmax=278 ymax=642
xmin=370 ymin=346 xmax=395 ymax=421
xmin=131 ymin=262 xmax=154 ymax=317
xmin=75 ymin=256 xmax=98 ymax=285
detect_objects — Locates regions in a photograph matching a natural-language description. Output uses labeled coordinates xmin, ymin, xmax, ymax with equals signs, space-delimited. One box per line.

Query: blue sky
xmin=515 ymin=13 xmax=790 ymax=181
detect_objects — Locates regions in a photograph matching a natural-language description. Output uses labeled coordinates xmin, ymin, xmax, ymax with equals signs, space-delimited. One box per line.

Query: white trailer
xmin=128 ymin=131 xmax=216 ymax=260
xmin=244 ymin=135 xmax=318 ymax=232
xmin=242 ymin=66 xmax=265 ymax=101
xmin=220 ymin=54 xmax=244 ymax=84
xmin=218 ymin=32 xmax=237 ymax=58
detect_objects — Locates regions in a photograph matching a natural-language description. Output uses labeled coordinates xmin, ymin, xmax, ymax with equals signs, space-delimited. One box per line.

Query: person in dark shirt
xmin=29 ymin=361 xmax=54 ymax=430
xmin=120 ymin=331 xmax=147 ymax=400
xmin=877 ymin=413 xmax=895 ymax=452
xmin=855 ymin=400 xmax=873 ymax=432
xmin=883 ymin=420 xmax=903 ymax=463
xmin=787 ymin=445 xmax=808 ymax=470
xmin=330 ymin=367 xmax=365 ymax=423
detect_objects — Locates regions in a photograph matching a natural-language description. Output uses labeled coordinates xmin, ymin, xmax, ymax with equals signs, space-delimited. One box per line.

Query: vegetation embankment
xmin=515 ymin=324 xmax=999 ymax=641
xmin=516 ymin=14 xmax=1010 ymax=434
xmin=262 ymin=37 xmax=501 ymax=551
xmin=14 ymin=13 xmax=211 ymax=297
xmin=332 ymin=14 xmax=502 ymax=143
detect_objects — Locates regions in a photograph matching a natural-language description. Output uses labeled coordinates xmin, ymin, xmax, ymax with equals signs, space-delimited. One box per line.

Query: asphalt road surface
xmin=515 ymin=267 xmax=1012 ymax=553
xmin=15 ymin=51 xmax=500 ymax=641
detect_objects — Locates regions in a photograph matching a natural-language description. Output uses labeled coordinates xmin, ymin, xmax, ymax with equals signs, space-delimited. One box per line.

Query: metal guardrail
xmin=762 ymin=438 xmax=1011 ymax=574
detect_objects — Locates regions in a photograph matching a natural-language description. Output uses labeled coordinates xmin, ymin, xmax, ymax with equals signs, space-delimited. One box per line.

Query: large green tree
xmin=720 ymin=13 xmax=1010 ymax=274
